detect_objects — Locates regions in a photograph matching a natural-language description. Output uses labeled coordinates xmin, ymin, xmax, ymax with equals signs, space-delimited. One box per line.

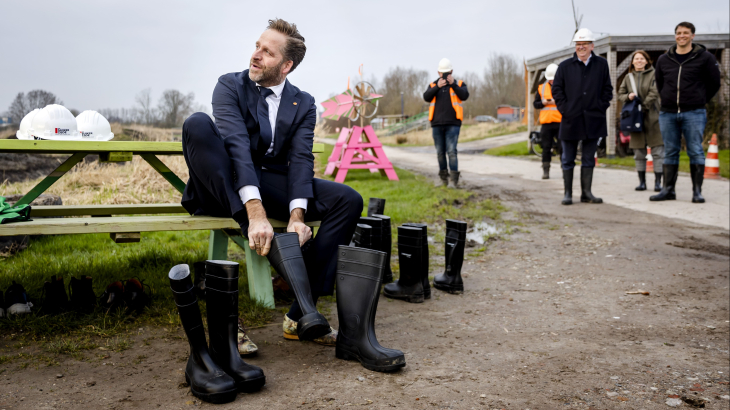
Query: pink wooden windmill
xmin=321 ymin=81 xmax=398 ymax=183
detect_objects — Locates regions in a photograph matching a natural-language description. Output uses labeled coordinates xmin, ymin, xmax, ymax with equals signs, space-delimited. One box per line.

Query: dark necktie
xmin=257 ymin=87 xmax=275 ymax=157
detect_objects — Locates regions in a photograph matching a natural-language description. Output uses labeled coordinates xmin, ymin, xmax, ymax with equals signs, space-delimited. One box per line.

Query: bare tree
xmin=8 ymin=90 xmax=62 ymax=122
xmin=135 ymin=88 xmax=157 ymax=125
xmin=378 ymin=67 xmax=430 ymax=117
xmin=157 ymin=90 xmax=194 ymax=127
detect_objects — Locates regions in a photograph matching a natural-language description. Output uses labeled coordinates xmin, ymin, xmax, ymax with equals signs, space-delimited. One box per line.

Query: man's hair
xmin=629 ymin=50 xmax=653 ymax=73
xmin=267 ymin=18 xmax=306 ymax=72
xmin=675 ymin=21 xmax=695 ymax=34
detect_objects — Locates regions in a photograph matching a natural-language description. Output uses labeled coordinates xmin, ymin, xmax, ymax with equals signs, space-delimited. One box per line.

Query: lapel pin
xmin=293 ymin=102 xmax=298 ymax=105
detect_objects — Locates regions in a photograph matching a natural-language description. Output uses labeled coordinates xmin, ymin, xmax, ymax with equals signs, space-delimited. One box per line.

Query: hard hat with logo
xmin=572 ymin=28 xmax=595 ymax=42
xmin=76 ymin=110 xmax=114 ymax=141
xmin=545 ymin=64 xmax=559 ymax=81
xmin=438 ymin=58 xmax=453 ymax=73
xmin=16 ymin=108 xmax=41 ymax=140
xmin=29 ymin=104 xmax=81 ymax=141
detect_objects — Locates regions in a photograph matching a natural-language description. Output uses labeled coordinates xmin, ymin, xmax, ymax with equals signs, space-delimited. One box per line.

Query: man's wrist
xmin=245 ymin=199 xmax=267 ymax=220
xmin=289 ymin=208 xmax=305 ymax=223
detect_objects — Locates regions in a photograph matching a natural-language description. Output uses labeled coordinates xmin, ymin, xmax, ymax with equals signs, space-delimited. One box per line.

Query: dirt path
xmin=1 ymin=163 xmax=729 ymax=410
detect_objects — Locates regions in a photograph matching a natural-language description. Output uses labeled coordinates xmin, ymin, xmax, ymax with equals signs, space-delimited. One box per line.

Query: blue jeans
xmin=561 ymin=138 xmax=598 ymax=170
xmin=432 ymin=125 xmax=460 ymax=172
xmin=659 ymin=109 xmax=706 ymax=165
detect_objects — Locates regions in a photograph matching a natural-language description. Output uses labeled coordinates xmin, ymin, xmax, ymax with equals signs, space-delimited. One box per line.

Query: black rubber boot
xmin=335 ymin=246 xmax=406 ymax=372
xmin=40 ymin=275 xmax=68 ymax=315
xmin=402 ymin=223 xmax=430 ymax=299
xmin=433 ymin=219 xmax=466 ymax=294
xmin=650 ymin=164 xmax=678 ymax=201
xmin=359 ymin=217 xmax=383 ymax=256
xmin=562 ymin=169 xmax=573 ymax=205
xmin=168 ymin=264 xmax=237 ymax=404
xmin=383 ymin=226 xmax=424 ymax=303
xmin=635 ymin=171 xmax=646 ymax=191
xmin=690 ymin=164 xmax=706 ymax=203
xmin=438 ymin=170 xmax=449 ymax=187
xmin=69 ymin=276 xmax=96 ymax=314
xmin=450 ymin=171 xmax=460 ymax=188
xmin=542 ymin=162 xmax=550 ymax=179
xmin=267 ymin=233 xmax=331 ymax=340
xmin=205 ymin=260 xmax=266 ymax=393
xmin=580 ymin=167 xmax=603 ymax=203
xmin=366 ymin=198 xmax=386 ymax=217
xmin=193 ymin=261 xmax=206 ymax=299
xmin=353 ymin=223 xmax=373 ymax=249
xmin=654 ymin=172 xmax=663 ymax=192
xmin=372 ymin=214 xmax=393 ymax=284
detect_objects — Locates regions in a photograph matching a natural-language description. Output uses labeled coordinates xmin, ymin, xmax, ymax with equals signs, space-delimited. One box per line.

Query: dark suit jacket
xmin=212 ymin=70 xmax=316 ymax=202
xmin=552 ymin=52 xmax=613 ymax=141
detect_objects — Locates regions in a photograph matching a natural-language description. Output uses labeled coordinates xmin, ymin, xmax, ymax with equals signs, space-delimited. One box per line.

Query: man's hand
xmin=437 ymin=78 xmax=447 ymax=88
xmin=446 ymin=73 xmax=454 ymax=85
xmin=542 ymin=98 xmax=549 ymax=106
xmin=288 ymin=208 xmax=312 ymax=247
xmin=628 ymin=92 xmax=636 ymax=101
xmin=245 ymin=199 xmax=274 ymax=256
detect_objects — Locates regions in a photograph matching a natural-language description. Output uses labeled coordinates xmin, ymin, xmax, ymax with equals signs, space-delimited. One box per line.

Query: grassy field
xmin=0 ymin=143 xmax=504 ymax=350
xmin=483 ymin=140 xmax=531 ymax=156
xmin=378 ymin=122 xmax=526 ymax=147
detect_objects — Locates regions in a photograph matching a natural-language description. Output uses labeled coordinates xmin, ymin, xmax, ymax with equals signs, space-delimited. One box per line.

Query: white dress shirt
xmin=238 ymin=79 xmax=308 ymax=213
xmin=582 ymin=54 xmax=592 ymax=66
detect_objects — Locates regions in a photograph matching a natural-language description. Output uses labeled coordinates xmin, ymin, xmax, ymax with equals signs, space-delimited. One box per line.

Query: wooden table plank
xmin=0 ymin=215 xmax=320 ymax=236
xmin=0 ymin=140 xmax=324 ymax=154
xmin=30 ymin=204 xmax=187 ymax=217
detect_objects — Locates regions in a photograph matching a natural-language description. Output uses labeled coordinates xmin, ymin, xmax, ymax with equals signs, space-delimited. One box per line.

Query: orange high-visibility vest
xmin=538 ymin=82 xmax=561 ymax=124
xmin=428 ymin=80 xmax=464 ymax=121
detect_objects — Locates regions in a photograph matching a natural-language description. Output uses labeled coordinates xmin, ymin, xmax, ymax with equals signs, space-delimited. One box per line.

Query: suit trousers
xmin=561 ymin=138 xmax=599 ymax=171
xmin=181 ymin=113 xmax=364 ymax=298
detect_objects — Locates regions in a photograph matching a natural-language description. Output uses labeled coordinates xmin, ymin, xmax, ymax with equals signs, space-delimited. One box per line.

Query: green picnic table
xmin=0 ymin=139 xmax=324 ymax=308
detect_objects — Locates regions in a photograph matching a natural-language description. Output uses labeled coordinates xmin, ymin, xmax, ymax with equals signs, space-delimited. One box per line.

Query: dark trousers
xmin=540 ymin=122 xmax=560 ymax=163
xmin=431 ymin=125 xmax=460 ymax=172
xmin=561 ymin=138 xmax=598 ymax=171
xmin=181 ymin=114 xmax=363 ymax=302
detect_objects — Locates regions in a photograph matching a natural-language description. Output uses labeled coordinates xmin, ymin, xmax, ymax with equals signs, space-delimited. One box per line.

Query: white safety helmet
xmin=572 ymin=28 xmax=595 ymax=43
xmin=28 ymin=104 xmax=81 ymax=141
xmin=76 ymin=110 xmax=114 ymax=141
xmin=544 ymin=64 xmax=559 ymax=81
xmin=16 ymin=108 xmax=41 ymax=140
xmin=438 ymin=58 xmax=453 ymax=73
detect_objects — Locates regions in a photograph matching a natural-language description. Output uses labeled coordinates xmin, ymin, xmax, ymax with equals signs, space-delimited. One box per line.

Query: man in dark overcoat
xmin=552 ymin=28 xmax=613 ymax=205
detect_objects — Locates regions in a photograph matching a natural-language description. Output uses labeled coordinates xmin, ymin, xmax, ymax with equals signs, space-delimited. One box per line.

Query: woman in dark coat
xmin=617 ymin=50 xmax=663 ymax=191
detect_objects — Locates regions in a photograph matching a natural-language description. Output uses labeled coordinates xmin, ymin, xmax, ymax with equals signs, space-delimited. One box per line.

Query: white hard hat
xmin=438 ymin=58 xmax=453 ymax=73
xmin=29 ymin=104 xmax=81 ymax=141
xmin=572 ymin=28 xmax=595 ymax=42
xmin=16 ymin=108 xmax=41 ymax=140
xmin=545 ymin=64 xmax=559 ymax=81
xmin=76 ymin=110 xmax=114 ymax=141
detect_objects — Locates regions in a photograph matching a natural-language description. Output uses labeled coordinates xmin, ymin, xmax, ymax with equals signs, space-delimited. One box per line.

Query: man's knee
xmin=339 ymin=185 xmax=363 ymax=220
xmin=183 ymin=112 xmax=216 ymax=144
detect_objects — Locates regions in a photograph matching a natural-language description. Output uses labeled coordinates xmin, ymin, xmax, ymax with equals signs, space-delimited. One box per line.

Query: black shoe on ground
xmin=654 ymin=172 xmax=663 ymax=192
xmin=383 ymin=226 xmax=425 ymax=303
xmin=39 ymin=275 xmax=68 ymax=315
xmin=335 ymin=246 xmax=406 ymax=372
xmin=69 ymin=276 xmax=97 ymax=314
xmin=650 ymin=164 xmax=678 ymax=201
xmin=635 ymin=171 xmax=646 ymax=191
xmin=169 ymin=264 xmax=238 ymax=404
xmin=580 ymin=167 xmax=603 ymax=203
xmin=433 ymin=219 xmax=467 ymax=294
xmin=4 ymin=281 xmax=33 ymax=315
xmin=562 ymin=169 xmax=573 ymax=205
xmin=438 ymin=170 xmax=449 ymax=187
xmin=542 ymin=162 xmax=550 ymax=180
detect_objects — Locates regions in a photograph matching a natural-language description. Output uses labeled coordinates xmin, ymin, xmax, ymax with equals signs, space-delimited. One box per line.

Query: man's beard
xmin=249 ymin=59 xmax=285 ymax=87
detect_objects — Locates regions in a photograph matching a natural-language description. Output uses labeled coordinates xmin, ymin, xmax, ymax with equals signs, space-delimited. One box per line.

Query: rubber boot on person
xmin=423 ymin=58 xmax=469 ymax=189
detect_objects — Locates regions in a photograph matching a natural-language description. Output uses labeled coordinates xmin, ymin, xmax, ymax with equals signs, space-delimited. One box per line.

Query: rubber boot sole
xmin=297 ymin=312 xmax=331 ymax=341
xmin=382 ymin=289 xmax=424 ymax=303
xmin=336 ymin=346 xmax=406 ymax=372
xmin=236 ymin=376 xmax=266 ymax=393
xmin=580 ymin=197 xmax=603 ymax=204
xmin=186 ymin=374 xmax=238 ymax=404
xmin=433 ymin=282 xmax=464 ymax=294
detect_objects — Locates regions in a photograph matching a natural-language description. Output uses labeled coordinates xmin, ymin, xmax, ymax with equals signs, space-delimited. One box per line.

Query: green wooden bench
xmin=0 ymin=139 xmax=324 ymax=308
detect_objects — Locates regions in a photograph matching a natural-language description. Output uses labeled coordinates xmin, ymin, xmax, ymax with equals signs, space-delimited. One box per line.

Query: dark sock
xmin=287 ymin=295 xmax=319 ymax=321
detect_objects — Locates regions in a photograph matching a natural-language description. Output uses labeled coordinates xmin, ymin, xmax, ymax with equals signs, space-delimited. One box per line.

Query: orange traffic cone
xmin=594 ymin=151 xmax=598 ymax=166
xmin=646 ymin=147 xmax=654 ymax=173
xmin=704 ymin=134 xmax=720 ymax=179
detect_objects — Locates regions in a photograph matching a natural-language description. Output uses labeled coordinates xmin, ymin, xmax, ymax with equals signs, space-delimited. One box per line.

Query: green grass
xmin=0 ymin=145 xmax=505 ymax=351
xmin=483 ymin=141 xmax=531 ymax=156
xmin=599 ymin=150 xmax=729 ymax=179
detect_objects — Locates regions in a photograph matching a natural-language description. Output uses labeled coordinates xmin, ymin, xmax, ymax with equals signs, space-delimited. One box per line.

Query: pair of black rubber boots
xmin=168 ymin=261 xmax=265 ymax=404
xmin=382 ymin=219 xmax=467 ymax=303
xmin=41 ymin=275 xmax=97 ymax=315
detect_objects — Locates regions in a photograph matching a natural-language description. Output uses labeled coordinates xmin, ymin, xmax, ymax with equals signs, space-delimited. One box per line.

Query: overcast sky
xmin=2 ymin=0 xmax=728 ymax=117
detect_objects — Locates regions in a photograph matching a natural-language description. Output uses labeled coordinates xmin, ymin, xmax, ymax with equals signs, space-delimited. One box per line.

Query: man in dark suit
xmin=552 ymin=28 xmax=613 ymax=206
xmin=181 ymin=19 xmax=362 ymax=346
